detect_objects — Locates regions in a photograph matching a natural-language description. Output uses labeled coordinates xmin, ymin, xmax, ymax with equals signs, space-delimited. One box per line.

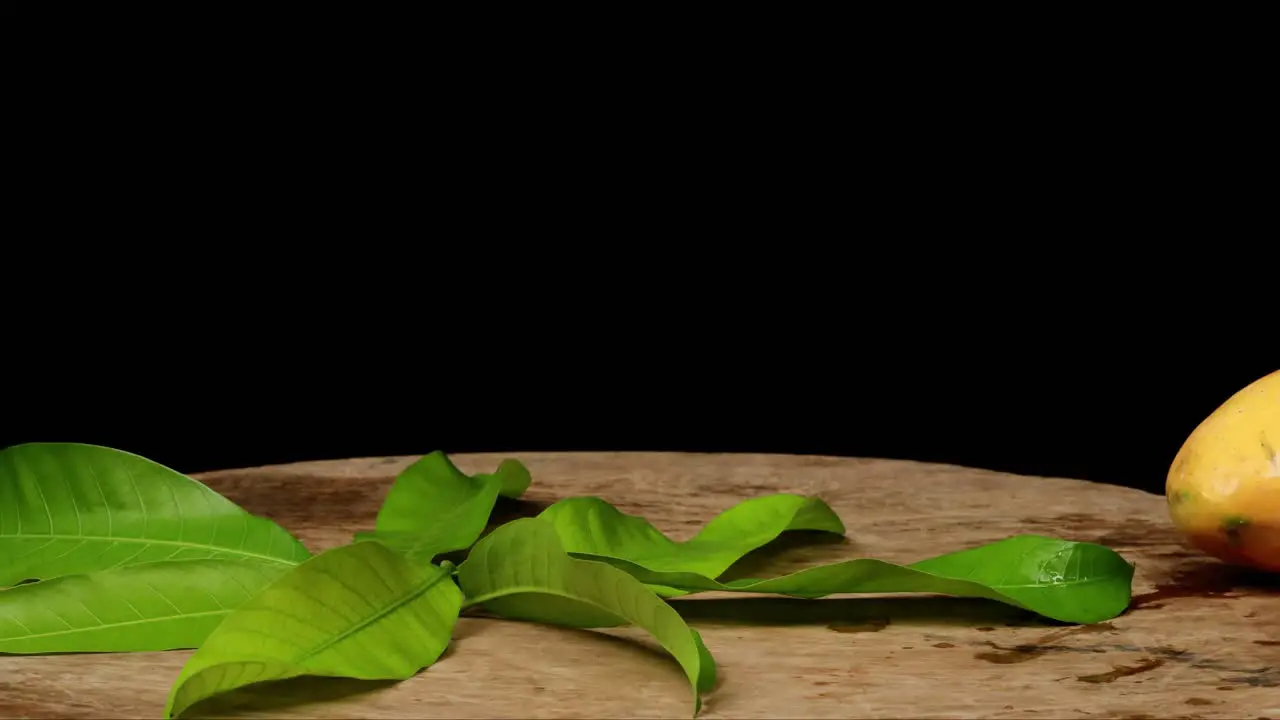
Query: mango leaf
xmin=537 ymin=494 xmax=844 ymax=579
xmin=457 ymin=517 xmax=714 ymax=717
xmin=165 ymin=540 xmax=462 ymax=719
xmin=0 ymin=559 xmax=288 ymax=654
xmin=352 ymin=451 xmax=531 ymax=564
xmin=0 ymin=443 xmax=311 ymax=586
xmin=692 ymin=628 xmax=717 ymax=694
xmin=590 ymin=534 xmax=1135 ymax=624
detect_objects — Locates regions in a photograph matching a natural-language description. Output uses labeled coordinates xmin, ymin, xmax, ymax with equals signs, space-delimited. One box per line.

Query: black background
xmin=1 ymin=20 xmax=1269 ymax=498
xmin=3 ymin=356 xmax=1272 ymax=498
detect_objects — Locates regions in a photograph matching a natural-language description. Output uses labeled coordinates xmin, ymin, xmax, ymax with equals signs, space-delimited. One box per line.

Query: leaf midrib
xmin=1 ymin=609 xmax=228 ymax=641
xmin=732 ymin=567 xmax=1127 ymax=591
xmin=0 ymin=534 xmax=298 ymax=566
xmin=978 ymin=575 xmax=1125 ymax=590
xmin=462 ymin=585 xmax=629 ymax=618
xmin=610 ymin=556 xmax=1128 ymax=597
xmin=291 ymin=565 xmax=453 ymax=665
xmin=463 ymin=579 xmax=601 ymax=607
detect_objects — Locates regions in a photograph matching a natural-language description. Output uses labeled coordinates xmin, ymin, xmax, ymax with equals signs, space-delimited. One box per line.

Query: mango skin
xmin=1166 ymin=370 xmax=1280 ymax=572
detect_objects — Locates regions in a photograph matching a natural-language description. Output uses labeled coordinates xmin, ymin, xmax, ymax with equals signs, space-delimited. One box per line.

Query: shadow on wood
xmin=716 ymin=530 xmax=851 ymax=582
xmin=670 ymin=594 xmax=1059 ymax=629
xmin=183 ymin=677 xmax=402 ymax=719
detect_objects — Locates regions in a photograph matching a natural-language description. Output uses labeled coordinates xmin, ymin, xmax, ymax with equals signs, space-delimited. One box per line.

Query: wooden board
xmin=3 ymin=452 xmax=1279 ymax=719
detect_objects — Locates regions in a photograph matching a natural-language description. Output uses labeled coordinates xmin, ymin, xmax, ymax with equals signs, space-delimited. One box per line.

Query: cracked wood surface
xmin=3 ymin=452 xmax=1278 ymax=719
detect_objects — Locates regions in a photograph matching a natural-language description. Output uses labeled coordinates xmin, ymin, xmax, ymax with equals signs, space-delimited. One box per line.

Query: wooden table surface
xmin=3 ymin=452 xmax=1279 ymax=719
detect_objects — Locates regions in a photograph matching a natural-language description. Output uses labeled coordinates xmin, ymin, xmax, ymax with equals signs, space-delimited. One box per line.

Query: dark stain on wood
xmin=828 ymin=618 xmax=889 ymax=634
xmin=1146 ymin=645 xmax=1195 ymax=660
xmin=974 ymin=640 xmax=1108 ymax=663
xmin=1076 ymin=658 xmax=1165 ymax=683
xmin=933 ymin=642 xmax=955 ymax=648
xmin=974 ymin=641 xmax=1051 ymax=664
xmin=1253 ymin=640 xmax=1280 ymax=646
xmin=1184 ymin=698 xmax=1214 ymax=706
xmin=976 ymin=626 xmax=996 ymax=632
xmin=1217 ymin=667 xmax=1280 ymax=688
xmin=1126 ymin=560 xmax=1280 ymax=612
xmin=974 ymin=623 xmax=1120 ymax=663
xmin=1019 ymin=513 xmax=1185 ymax=552
xmin=977 ymin=640 xmax=1195 ymax=668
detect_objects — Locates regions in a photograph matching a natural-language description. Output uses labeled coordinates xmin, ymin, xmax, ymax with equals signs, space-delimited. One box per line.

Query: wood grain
xmin=3 ymin=452 xmax=1278 ymax=719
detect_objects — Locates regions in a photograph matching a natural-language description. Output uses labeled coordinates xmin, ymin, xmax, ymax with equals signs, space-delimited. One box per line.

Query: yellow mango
xmin=1166 ymin=370 xmax=1280 ymax=572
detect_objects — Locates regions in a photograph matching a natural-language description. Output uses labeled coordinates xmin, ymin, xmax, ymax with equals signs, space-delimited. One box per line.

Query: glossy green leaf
xmin=593 ymin=534 xmax=1135 ymax=624
xmin=0 ymin=443 xmax=311 ymax=586
xmin=537 ymin=494 xmax=844 ymax=579
xmin=352 ymin=451 xmax=530 ymax=564
xmin=0 ymin=559 xmax=288 ymax=654
xmin=457 ymin=518 xmax=715 ymax=717
xmin=165 ymin=540 xmax=462 ymax=719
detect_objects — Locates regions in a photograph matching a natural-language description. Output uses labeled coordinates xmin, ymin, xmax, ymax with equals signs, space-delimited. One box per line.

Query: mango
xmin=1166 ymin=370 xmax=1280 ymax=572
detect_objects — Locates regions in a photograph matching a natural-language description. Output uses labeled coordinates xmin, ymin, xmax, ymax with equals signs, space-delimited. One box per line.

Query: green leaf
xmin=591 ymin=534 xmax=1135 ymax=624
xmin=0 ymin=559 xmax=288 ymax=654
xmin=537 ymin=494 xmax=844 ymax=579
xmin=692 ymin=628 xmax=717 ymax=694
xmin=353 ymin=451 xmax=530 ymax=564
xmin=457 ymin=518 xmax=714 ymax=717
xmin=165 ymin=540 xmax=462 ymax=719
xmin=0 ymin=443 xmax=311 ymax=586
